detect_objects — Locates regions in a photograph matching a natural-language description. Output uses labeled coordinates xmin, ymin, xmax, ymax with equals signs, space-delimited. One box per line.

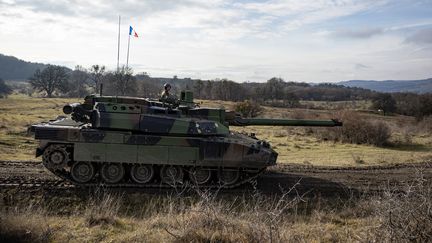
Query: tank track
xmin=43 ymin=144 xmax=266 ymax=189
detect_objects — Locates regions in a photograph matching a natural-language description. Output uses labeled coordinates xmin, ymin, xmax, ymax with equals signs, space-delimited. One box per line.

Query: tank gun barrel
xmin=229 ymin=118 xmax=342 ymax=127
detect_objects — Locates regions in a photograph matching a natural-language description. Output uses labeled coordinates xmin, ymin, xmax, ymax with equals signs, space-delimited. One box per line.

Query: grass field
xmin=0 ymin=94 xmax=80 ymax=160
xmin=0 ymin=94 xmax=431 ymax=166
xmin=1 ymin=94 xmax=431 ymax=242
xmin=200 ymin=99 xmax=432 ymax=166
xmin=0 ymin=192 xmax=381 ymax=242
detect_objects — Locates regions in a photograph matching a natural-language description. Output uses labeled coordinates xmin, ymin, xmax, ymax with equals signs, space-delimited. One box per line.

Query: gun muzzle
xmin=63 ymin=103 xmax=81 ymax=114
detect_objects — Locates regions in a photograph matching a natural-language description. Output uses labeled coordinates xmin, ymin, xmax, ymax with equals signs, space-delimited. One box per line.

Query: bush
xmin=417 ymin=116 xmax=432 ymax=133
xmin=234 ymin=100 xmax=263 ymax=118
xmin=320 ymin=111 xmax=391 ymax=146
xmin=374 ymin=171 xmax=432 ymax=242
xmin=371 ymin=93 xmax=396 ymax=115
xmin=0 ymin=78 xmax=12 ymax=98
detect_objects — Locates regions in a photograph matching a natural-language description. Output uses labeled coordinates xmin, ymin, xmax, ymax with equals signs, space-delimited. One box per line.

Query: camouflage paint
xmin=30 ymin=92 xmax=341 ymax=186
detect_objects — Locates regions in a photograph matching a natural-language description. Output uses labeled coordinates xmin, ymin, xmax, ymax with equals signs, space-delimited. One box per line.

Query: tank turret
xmin=62 ymin=91 xmax=341 ymax=135
xmin=31 ymin=91 xmax=342 ymax=188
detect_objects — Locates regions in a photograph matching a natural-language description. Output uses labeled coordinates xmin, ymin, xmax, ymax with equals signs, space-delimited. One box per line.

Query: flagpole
xmin=116 ymin=15 xmax=121 ymax=72
xmin=126 ymin=29 xmax=131 ymax=69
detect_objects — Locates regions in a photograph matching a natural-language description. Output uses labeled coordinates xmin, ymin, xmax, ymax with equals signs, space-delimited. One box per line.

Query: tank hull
xmin=33 ymin=118 xmax=277 ymax=188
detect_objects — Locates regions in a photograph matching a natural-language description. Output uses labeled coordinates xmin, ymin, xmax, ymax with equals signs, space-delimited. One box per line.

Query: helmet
xmin=164 ymin=83 xmax=171 ymax=89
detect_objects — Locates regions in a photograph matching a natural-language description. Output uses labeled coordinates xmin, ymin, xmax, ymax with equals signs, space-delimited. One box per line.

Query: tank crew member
xmin=160 ymin=83 xmax=178 ymax=105
xmin=161 ymin=83 xmax=172 ymax=99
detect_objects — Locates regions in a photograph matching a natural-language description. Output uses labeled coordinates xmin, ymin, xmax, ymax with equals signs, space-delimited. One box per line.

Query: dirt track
xmin=0 ymin=160 xmax=430 ymax=198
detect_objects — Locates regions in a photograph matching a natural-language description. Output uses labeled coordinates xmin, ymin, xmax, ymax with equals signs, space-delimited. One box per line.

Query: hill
xmin=339 ymin=79 xmax=432 ymax=93
xmin=0 ymin=54 xmax=49 ymax=81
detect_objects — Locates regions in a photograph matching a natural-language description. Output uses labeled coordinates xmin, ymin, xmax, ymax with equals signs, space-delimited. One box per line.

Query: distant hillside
xmin=0 ymin=54 xmax=49 ymax=81
xmin=339 ymin=79 xmax=432 ymax=93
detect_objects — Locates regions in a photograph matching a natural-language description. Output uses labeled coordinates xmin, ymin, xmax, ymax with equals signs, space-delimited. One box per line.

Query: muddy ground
xmin=0 ymin=161 xmax=430 ymax=203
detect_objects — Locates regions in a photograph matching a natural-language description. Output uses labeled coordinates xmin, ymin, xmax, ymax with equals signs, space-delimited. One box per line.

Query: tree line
xmin=1 ymin=64 xmax=431 ymax=119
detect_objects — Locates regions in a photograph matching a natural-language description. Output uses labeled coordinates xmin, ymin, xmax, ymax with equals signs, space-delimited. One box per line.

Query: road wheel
xmin=42 ymin=144 xmax=70 ymax=170
xmin=130 ymin=164 xmax=154 ymax=184
xmin=71 ymin=161 xmax=95 ymax=183
xmin=101 ymin=163 xmax=125 ymax=184
xmin=218 ymin=169 xmax=240 ymax=186
xmin=189 ymin=168 xmax=212 ymax=185
xmin=160 ymin=166 xmax=184 ymax=184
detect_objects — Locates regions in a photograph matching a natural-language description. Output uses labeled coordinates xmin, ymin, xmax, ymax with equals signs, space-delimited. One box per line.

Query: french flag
xmin=129 ymin=26 xmax=138 ymax=37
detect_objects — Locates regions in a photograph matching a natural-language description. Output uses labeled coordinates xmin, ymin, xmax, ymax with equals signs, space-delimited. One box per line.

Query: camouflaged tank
xmin=30 ymin=91 xmax=342 ymax=188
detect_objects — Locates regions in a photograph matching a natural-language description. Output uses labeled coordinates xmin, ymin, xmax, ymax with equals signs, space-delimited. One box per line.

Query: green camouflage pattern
xmin=30 ymin=91 xmax=341 ymax=187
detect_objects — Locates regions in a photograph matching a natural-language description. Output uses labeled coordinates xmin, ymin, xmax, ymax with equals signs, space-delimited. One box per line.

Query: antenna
xmin=116 ymin=15 xmax=121 ymax=72
xmin=99 ymin=83 xmax=103 ymax=96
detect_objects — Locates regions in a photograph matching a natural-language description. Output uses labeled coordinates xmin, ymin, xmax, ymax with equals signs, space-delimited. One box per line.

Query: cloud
xmin=12 ymin=0 xmax=77 ymax=16
xmin=405 ymin=28 xmax=432 ymax=45
xmin=8 ymin=0 xmax=226 ymax=21
xmin=5 ymin=0 xmax=389 ymax=33
xmin=1 ymin=0 xmax=430 ymax=82
xmin=354 ymin=63 xmax=371 ymax=70
xmin=236 ymin=0 xmax=389 ymax=31
xmin=332 ymin=28 xmax=384 ymax=39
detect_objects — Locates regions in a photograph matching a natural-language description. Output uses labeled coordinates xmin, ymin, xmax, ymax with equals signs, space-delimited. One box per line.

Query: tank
xmin=30 ymin=91 xmax=342 ymax=188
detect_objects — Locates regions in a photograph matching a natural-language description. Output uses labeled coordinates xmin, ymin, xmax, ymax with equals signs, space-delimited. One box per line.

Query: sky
xmin=0 ymin=0 xmax=431 ymax=82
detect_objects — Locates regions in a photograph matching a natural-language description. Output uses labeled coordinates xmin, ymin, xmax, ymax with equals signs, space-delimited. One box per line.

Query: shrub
xmin=374 ymin=171 xmax=432 ymax=242
xmin=417 ymin=115 xmax=432 ymax=133
xmin=0 ymin=78 xmax=12 ymax=98
xmin=234 ymin=100 xmax=263 ymax=118
xmin=319 ymin=111 xmax=391 ymax=146
xmin=371 ymin=93 xmax=396 ymax=115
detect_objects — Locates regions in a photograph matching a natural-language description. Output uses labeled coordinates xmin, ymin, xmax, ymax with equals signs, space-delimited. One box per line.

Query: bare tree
xmin=67 ymin=65 xmax=89 ymax=97
xmin=89 ymin=65 xmax=106 ymax=94
xmin=0 ymin=78 xmax=12 ymax=98
xmin=29 ymin=65 xmax=68 ymax=97
xmin=105 ymin=66 xmax=137 ymax=96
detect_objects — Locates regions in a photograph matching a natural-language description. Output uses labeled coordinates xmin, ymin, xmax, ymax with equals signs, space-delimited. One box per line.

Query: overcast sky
xmin=0 ymin=0 xmax=431 ymax=82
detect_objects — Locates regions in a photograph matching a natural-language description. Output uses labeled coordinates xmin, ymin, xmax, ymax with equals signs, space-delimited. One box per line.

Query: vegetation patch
xmin=1 ymin=175 xmax=430 ymax=242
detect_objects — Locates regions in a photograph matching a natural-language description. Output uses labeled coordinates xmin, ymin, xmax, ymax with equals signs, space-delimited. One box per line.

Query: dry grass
xmin=300 ymin=100 xmax=372 ymax=110
xmin=1 ymin=174 xmax=430 ymax=243
xmin=1 ymin=95 xmax=432 ymax=166
xmin=374 ymin=169 xmax=432 ymax=242
xmin=0 ymin=94 xmax=80 ymax=160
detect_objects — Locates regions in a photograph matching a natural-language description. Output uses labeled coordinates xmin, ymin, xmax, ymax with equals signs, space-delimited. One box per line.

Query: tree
xmin=417 ymin=94 xmax=432 ymax=120
xmin=264 ymin=77 xmax=285 ymax=100
xmin=193 ymin=80 xmax=204 ymax=98
xmin=0 ymin=78 xmax=12 ymax=98
xmin=67 ymin=65 xmax=89 ymax=97
xmin=371 ymin=93 xmax=396 ymax=115
xmin=88 ymin=65 xmax=106 ymax=94
xmin=29 ymin=65 xmax=68 ymax=97
xmin=105 ymin=66 xmax=137 ymax=96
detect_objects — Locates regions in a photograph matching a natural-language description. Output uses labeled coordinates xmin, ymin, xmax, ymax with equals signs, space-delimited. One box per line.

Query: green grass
xmin=1 ymin=94 xmax=431 ymax=166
